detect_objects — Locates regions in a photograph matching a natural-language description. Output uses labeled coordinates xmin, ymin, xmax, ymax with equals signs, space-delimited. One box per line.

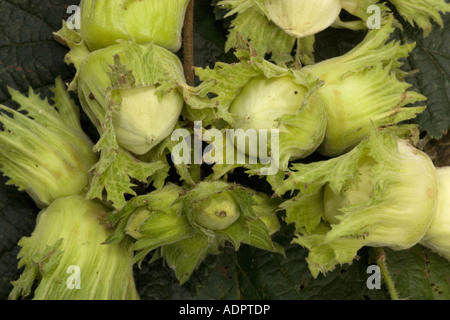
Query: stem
xmin=183 ymin=0 xmax=195 ymax=86
xmin=416 ymin=134 xmax=432 ymax=151
xmin=376 ymin=248 xmax=400 ymax=300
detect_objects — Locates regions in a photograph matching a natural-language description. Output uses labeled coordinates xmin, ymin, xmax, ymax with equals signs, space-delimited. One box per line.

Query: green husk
xmin=302 ymin=14 xmax=426 ymax=157
xmin=275 ymin=127 xmax=438 ymax=278
xmin=105 ymin=181 xmax=283 ymax=284
xmin=78 ymin=0 xmax=190 ymax=52
xmin=420 ymin=167 xmax=450 ymax=260
xmin=0 ymin=78 xmax=97 ymax=207
xmin=9 ymin=195 xmax=139 ymax=300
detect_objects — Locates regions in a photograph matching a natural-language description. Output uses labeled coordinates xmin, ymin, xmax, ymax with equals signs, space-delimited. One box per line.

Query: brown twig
xmin=183 ymin=0 xmax=195 ymax=86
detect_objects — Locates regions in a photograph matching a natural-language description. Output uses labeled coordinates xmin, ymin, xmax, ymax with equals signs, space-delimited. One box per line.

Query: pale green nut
xmin=228 ymin=75 xmax=327 ymax=169
xmin=230 ymin=76 xmax=307 ymax=133
xmin=193 ymin=191 xmax=241 ymax=231
xmin=321 ymin=140 xmax=438 ymax=250
xmin=113 ymin=85 xmax=184 ymax=155
xmin=279 ymin=128 xmax=439 ymax=278
xmin=264 ymin=0 xmax=343 ymax=38
xmin=70 ymin=41 xmax=185 ymax=155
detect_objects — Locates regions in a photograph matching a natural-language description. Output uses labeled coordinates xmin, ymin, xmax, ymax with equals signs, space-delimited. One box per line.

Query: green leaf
xmin=134 ymin=249 xmax=241 ymax=300
xmin=382 ymin=246 xmax=450 ymax=299
xmin=0 ymin=0 xmax=78 ymax=106
xmin=394 ymin=11 xmax=450 ymax=139
xmin=182 ymin=248 xmax=241 ymax=300
xmin=235 ymin=227 xmax=387 ymax=300
xmin=0 ymin=177 xmax=38 ymax=299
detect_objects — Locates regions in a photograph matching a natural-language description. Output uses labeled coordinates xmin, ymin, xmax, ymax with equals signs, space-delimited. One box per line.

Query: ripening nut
xmin=111 ymin=182 xmax=284 ymax=285
xmin=227 ymin=75 xmax=327 ymax=170
xmin=277 ymin=128 xmax=439 ymax=278
xmin=61 ymin=40 xmax=186 ymax=155
xmin=112 ymin=85 xmax=184 ymax=155
xmin=263 ymin=0 xmax=343 ymax=38
xmin=193 ymin=191 xmax=241 ymax=230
